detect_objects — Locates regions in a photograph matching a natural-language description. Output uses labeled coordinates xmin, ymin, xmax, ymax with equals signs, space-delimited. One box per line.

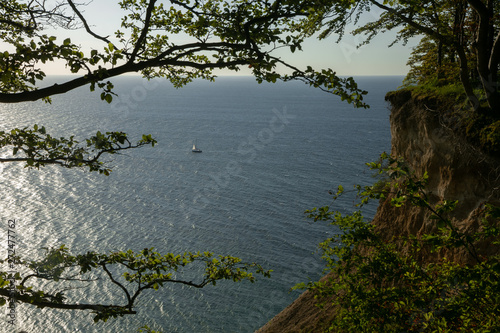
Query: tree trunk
xmin=468 ymin=0 xmax=500 ymax=110
xmin=454 ymin=1 xmax=479 ymax=107
xmin=437 ymin=40 xmax=444 ymax=83
xmin=456 ymin=46 xmax=480 ymax=108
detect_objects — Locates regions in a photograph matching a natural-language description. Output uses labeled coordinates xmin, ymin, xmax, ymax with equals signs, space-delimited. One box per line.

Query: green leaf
xmin=436 ymin=219 xmax=447 ymax=228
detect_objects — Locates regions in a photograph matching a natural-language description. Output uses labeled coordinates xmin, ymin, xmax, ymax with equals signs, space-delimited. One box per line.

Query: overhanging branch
xmin=129 ymin=0 xmax=157 ymax=63
xmin=368 ymin=0 xmax=449 ymax=44
xmin=0 ymin=40 xmax=251 ymax=103
xmin=0 ymin=287 xmax=135 ymax=314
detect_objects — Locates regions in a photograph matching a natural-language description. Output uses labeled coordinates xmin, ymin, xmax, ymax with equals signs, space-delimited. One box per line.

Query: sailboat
xmin=192 ymin=140 xmax=202 ymax=153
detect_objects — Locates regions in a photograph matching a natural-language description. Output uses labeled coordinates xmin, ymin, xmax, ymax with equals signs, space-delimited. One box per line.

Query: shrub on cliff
xmin=297 ymin=153 xmax=500 ymax=332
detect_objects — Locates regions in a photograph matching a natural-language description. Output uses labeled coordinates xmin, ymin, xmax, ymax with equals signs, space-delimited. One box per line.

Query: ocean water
xmin=0 ymin=76 xmax=402 ymax=332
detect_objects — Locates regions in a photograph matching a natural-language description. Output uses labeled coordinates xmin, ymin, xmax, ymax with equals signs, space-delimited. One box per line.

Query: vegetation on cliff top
xmin=391 ymin=0 xmax=500 ymax=155
xmin=321 ymin=0 xmax=500 ymax=155
xmin=395 ymin=29 xmax=500 ymax=155
xmin=386 ymin=84 xmax=500 ymax=155
xmin=315 ymin=0 xmax=500 ymax=113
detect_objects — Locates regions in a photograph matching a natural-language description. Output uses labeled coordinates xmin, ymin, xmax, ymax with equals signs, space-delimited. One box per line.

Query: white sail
xmin=192 ymin=140 xmax=202 ymax=152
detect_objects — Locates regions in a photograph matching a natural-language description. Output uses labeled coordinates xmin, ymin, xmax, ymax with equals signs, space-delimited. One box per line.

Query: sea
xmin=0 ymin=75 xmax=403 ymax=333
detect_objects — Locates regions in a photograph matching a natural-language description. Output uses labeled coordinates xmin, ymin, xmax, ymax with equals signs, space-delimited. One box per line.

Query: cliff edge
xmin=256 ymin=90 xmax=500 ymax=333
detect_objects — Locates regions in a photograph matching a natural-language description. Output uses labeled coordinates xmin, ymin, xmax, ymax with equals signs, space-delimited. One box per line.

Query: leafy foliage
xmin=0 ymin=0 xmax=369 ymax=107
xmin=9 ymin=0 xmax=500 ymax=330
xmin=0 ymin=125 xmax=157 ymax=175
xmin=137 ymin=326 xmax=163 ymax=333
xmin=313 ymin=0 xmax=500 ymax=112
xmin=403 ymin=36 xmax=462 ymax=87
xmin=0 ymin=245 xmax=271 ymax=323
xmin=297 ymin=154 xmax=500 ymax=332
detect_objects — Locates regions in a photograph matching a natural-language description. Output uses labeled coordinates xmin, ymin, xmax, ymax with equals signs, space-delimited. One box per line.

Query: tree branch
xmin=0 ymin=128 xmax=155 ymax=174
xmin=129 ymin=0 xmax=157 ymax=63
xmin=0 ymin=141 xmax=148 ymax=168
xmin=0 ymin=287 xmax=135 ymax=314
xmin=368 ymin=0 xmax=449 ymax=44
xmin=0 ymin=63 xmax=137 ymax=103
xmin=0 ymin=18 xmax=35 ymax=32
xmin=489 ymin=30 xmax=500 ymax=74
xmin=0 ymin=40 xmax=251 ymax=103
xmin=466 ymin=0 xmax=489 ymax=17
xmin=101 ymin=263 xmax=133 ymax=309
xmin=66 ymin=0 xmax=113 ymax=45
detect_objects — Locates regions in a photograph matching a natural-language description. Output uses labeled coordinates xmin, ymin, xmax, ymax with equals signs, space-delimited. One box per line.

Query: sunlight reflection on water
xmin=0 ymin=76 xmax=401 ymax=332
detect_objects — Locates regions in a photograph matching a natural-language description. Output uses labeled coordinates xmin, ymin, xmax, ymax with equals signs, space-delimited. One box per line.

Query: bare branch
xmin=66 ymin=0 xmax=113 ymax=45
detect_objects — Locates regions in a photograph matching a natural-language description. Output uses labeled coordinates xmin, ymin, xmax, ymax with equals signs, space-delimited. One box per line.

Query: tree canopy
xmin=3 ymin=0 xmax=500 ymax=111
xmin=0 ymin=0 xmax=368 ymax=106
xmin=314 ymin=0 xmax=500 ymax=112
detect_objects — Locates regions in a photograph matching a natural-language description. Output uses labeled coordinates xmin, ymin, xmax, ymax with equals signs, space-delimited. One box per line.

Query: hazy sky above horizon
xmin=38 ymin=1 xmax=419 ymax=77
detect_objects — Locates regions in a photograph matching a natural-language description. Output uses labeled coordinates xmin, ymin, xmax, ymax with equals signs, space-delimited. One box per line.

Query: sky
xmin=38 ymin=1 xmax=419 ymax=77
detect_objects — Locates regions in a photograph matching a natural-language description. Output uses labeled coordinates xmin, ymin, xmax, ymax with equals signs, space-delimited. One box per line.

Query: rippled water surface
xmin=0 ymin=76 xmax=402 ymax=332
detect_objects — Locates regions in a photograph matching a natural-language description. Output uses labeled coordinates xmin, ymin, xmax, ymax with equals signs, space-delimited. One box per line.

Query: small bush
xmin=298 ymin=154 xmax=500 ymax=332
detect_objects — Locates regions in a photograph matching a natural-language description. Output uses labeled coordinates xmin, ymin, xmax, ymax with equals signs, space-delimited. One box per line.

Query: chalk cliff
xmin=256 ymin=90 xmax=500 ymax=333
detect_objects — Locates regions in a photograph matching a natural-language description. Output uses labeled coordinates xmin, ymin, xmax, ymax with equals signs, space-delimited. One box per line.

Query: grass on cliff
xmin=386 ymin=82 xmax=500 ymax=156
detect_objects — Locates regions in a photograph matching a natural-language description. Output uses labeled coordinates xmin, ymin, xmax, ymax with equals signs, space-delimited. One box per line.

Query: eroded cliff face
xmin=377 ymin=91 xmax=500 ymax=263
xmin=256 ymin=91 xmax=500 ymax=333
